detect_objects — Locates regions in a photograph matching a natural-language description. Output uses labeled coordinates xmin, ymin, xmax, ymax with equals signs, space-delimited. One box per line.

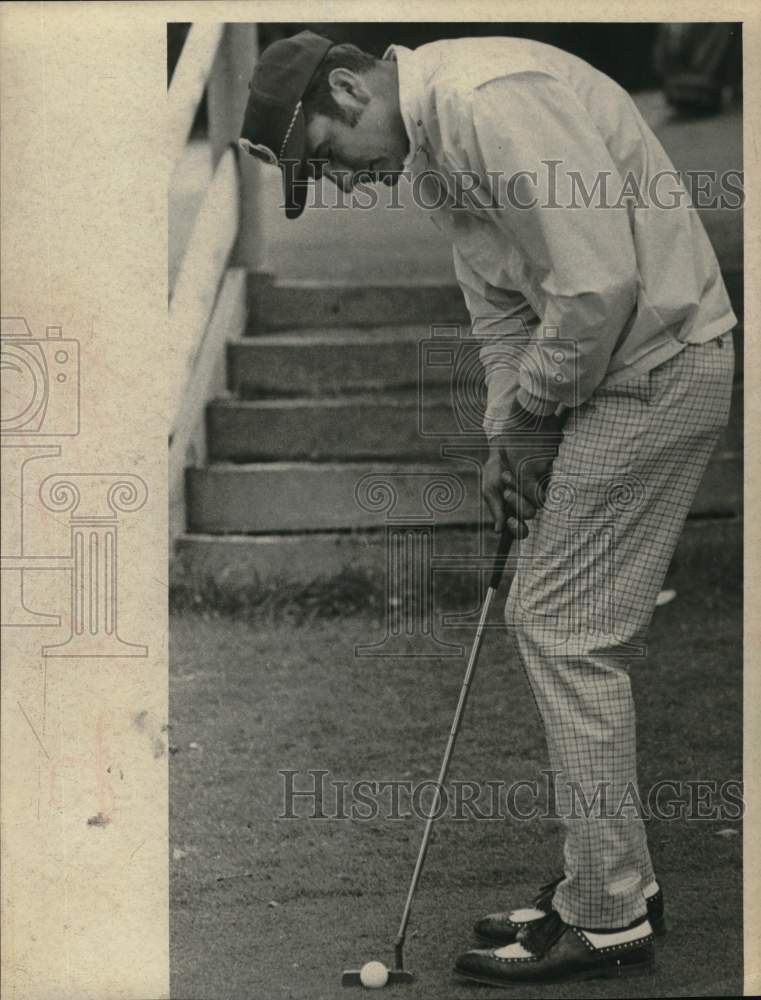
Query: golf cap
xmin=239 ymin=30 xmax=335 ymax=219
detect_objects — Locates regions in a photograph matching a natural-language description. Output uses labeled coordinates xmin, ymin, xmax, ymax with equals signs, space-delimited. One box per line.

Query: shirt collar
xmin=383 ymin=44 xmax=427 ymax=172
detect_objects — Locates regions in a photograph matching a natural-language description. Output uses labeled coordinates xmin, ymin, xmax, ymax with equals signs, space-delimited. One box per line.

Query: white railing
xmin=168 ymin=24 xmax=226 ymax=172
xmin=167 ymin=22 xmax=264 ymax=541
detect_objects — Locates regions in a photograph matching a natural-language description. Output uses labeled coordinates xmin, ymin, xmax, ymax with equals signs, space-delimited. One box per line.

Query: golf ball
xmin=359 ymin=961 xmax=389 ymax=988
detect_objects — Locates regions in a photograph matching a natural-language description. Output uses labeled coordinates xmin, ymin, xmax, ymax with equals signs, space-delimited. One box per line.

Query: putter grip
xmin=488 ymin=524 xmax=513 ymax=591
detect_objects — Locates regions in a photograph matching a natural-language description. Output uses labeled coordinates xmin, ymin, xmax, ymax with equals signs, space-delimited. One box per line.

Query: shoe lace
xmin=516 ymin=909 xmax=566 ymax=956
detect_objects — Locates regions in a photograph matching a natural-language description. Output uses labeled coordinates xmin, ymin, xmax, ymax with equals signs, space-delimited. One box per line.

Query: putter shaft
xmin=393 ymin=526 xmax=514 ymax=968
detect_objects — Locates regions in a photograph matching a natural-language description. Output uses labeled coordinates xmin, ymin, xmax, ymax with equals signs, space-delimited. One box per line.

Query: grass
xmin=169 ymin=548 xmax=513 ymax=624
xmin=170 ymin=523 xmax=741 ymax=999
xmin=169 ymin=563 xmax=384 ymax=621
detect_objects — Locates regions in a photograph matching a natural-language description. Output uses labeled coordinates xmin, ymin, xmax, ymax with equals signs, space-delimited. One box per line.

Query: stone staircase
xmin=171 ymin=272 xmax=742 ymax=603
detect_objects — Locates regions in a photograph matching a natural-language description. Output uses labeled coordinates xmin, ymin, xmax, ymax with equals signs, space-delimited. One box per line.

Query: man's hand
xmin=482 ymin=406 xmax=564 ymax=538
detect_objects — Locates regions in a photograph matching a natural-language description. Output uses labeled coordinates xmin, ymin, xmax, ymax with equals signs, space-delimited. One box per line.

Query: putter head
xmin=341 ymin=969 xmax=414 ymax=987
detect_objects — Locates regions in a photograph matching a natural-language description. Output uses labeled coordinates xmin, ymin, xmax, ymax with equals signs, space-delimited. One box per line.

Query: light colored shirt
xmin=384 ymin=38 xmax=736 ymax=437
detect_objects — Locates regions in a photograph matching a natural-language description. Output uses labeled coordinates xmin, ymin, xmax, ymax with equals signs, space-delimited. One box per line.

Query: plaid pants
xmin=505 ymin=333 xmax=735 ymax=928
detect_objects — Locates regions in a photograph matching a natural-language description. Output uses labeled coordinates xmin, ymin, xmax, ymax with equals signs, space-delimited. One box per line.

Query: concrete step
xmin=186 ymin=460 xmax=483 ymax=534
xmin=230 ymin=323 xmax=744 ymax=398
xmin=171 ymin=515 xmax=740 ymax=604
xmin=241 ymin=288 xmax=742 ymax=395
xmin=228 ymin=326 xmax=459 ymax=397
xmin=247 ymin=277 xmax=470 ymax=331
xmin=206 ymin=391 xmax=483 ymax=462
xmin=246 ymin=273 xmax=742 ymax=339
xmin=173 ymin=523 xmax=518 ymax=601
xmin=186 ymin=436 xmax=741 ymax=534
xmin=208 ymin=370 xmax=741 ymax=464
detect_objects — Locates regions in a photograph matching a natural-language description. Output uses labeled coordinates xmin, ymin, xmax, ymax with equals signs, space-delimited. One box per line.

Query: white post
xmin=207 ymin=22 xmax=264 ymax=273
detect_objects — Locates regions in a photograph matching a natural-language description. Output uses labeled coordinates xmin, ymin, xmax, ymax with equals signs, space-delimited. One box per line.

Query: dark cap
xmin=239 ymin=31 xmax=334 ymax=219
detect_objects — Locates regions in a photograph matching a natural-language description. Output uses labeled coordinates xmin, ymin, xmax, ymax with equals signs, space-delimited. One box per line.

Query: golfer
xmin=239 ymin=31 xmax=736 ymax=986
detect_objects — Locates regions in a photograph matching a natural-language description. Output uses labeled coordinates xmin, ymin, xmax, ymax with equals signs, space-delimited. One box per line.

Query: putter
xmin=342 ymin=523 xmax=515 ymax=987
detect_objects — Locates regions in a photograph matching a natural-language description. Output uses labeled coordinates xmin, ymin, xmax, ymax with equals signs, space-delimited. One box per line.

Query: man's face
xmin=305 ymin=68 xmax=408 ymax=192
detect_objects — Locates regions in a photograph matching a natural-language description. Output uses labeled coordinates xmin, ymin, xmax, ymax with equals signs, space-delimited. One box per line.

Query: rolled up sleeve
xmin=468 ymin=72 xmax=639 ymax=416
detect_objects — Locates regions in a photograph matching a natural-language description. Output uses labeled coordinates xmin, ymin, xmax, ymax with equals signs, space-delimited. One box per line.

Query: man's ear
xmin=328 ymin=67 xmax=371 ymax=112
